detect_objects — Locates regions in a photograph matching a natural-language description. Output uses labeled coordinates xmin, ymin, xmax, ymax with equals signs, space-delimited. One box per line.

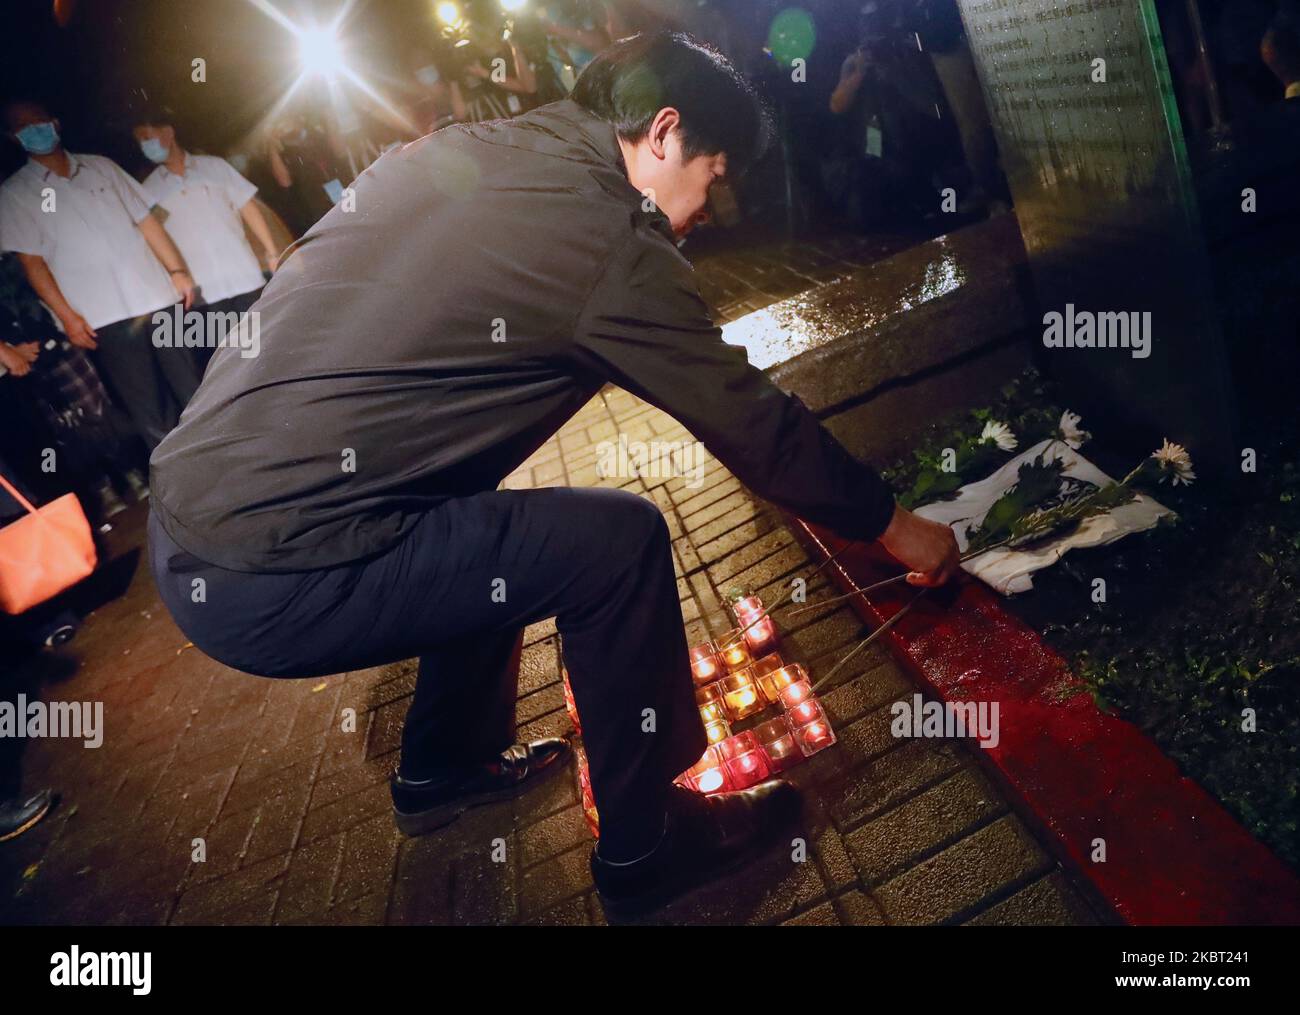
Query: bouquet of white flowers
xmin=963 ymin=437 xmax=1195 ymax=554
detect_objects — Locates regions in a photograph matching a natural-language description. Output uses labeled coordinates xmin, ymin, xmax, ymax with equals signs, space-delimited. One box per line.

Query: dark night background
xmin=0 ymin=1 xmax=870 ymax=183
xmin=2 ymin=0 xmax=426 ymax=172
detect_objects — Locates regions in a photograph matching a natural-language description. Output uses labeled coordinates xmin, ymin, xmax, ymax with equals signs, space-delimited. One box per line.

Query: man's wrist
xmin=878 ymin=501 xmax=905 ymax=548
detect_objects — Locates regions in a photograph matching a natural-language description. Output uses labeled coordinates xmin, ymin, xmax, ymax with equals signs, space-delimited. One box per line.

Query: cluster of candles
xmin=567 ymin=591 xmax=838 ymax=837
xmin=694 ymin=653 xmax=808 ymax=728
xmin=690 ymin=595 xmax=818 ymax=728
xmin=680 ymin=592 xmax=836 ymax=796
xmin=678 ymin=677 xmax=837 ymax=795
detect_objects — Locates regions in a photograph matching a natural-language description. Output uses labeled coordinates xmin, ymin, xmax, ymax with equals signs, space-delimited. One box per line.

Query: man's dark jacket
xmin=150 ymin=99 xmax=896 ymax=572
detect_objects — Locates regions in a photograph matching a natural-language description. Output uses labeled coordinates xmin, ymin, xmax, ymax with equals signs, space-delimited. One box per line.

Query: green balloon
xmin=767 ymin=8 xmax=816 ymax=68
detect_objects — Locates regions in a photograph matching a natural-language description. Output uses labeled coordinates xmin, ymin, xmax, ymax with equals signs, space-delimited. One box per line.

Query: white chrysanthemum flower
xmin=979 ymin=420 xmax=1018 ymax=452
xmin=1058 ymin=410 xmax=1090 ymax=450
xmin=1152 ymin=439 xmax=1196 ymax=486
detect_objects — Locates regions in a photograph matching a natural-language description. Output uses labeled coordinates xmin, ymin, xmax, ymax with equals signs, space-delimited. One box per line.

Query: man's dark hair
xmin=132 ymin=103 xmax=177 ymax=129
xmin=571 ymin=31 xmax=772 ymax=176
xmin=1 ymin=96 xmax=54 ymax=132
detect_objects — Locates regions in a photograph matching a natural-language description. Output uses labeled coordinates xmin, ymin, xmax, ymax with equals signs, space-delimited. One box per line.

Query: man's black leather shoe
xmin=590 ymin=778 xmax=803 ymax=919
xmin=391 ymin=737 xmax=572 ymax=836
xmin=0 ymin=788 xmax=54 ymax=843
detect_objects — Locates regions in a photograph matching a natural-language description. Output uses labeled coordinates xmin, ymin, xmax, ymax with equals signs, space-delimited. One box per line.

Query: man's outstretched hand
xmin=878 ymin=503 xmax=961 ymax=587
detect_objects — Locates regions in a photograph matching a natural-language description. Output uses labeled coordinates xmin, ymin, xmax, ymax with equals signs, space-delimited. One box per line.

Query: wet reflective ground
xmin=721 ymin=214 xmax=1026 ymax=371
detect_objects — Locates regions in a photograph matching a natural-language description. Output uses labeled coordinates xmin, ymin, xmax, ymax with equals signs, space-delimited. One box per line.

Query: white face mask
xmin=16 ymin=121 xmax=60 ymax=155
xmin=140 ymin=137 xmax=170 ymax=163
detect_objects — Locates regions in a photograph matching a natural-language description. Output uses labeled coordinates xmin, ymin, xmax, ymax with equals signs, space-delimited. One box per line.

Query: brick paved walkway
xmin=0 ymin=235 xmax=1103 ymax=926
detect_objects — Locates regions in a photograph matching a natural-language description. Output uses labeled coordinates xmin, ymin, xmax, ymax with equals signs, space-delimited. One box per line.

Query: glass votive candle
xmin=721 ymin=668 xmax=765 ymax=721
xmin=717 ymin=629 xmax=752 ymax=671
xmin=733 ymin=595 xmax=778 ymax=654
xmin=695 ymin=679 xmax=724 ymax=710
xmin=679 ymin=746 xmax=730 ymax=795
xmin=689 ymin=641 xmax=722 ymax=686
xmin=742 ymin=615 xmax=777 ymax=656
xmin=750 ymin=655 xmax=786 ymax=703
xmin=753 ymin=716 xmax=802 ymax=773
xmin=703 ymin=717 xmax=731 ymax=745
xmin=777 ymin=677 xmax=816 ymax=712
xmin=785 ymin=695 xmax=826 ymax=730
xmin=718 ymin=730 xmax=771 ymax=789
xmin=698 ymin=698 xmax=726 ymax=725
xmin=793 ymin=713 xmax=837 ymax=756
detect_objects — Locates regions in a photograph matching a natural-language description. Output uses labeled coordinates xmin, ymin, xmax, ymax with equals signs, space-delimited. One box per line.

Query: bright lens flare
xmin=298 ymin=26 xmax=345 ymax=78
xmin=436 ymin=1 xmax=461 ymax=24
xmin=501 ymin=0 xmax=528 ymax=11
xmin=242 ymin=0 xmax=417 ymax=148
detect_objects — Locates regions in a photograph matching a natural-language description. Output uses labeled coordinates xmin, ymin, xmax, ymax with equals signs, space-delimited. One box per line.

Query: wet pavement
xmin=0 ymin=231 xmax=1101 ymax=925
xmin=722 ymin=214 xmax=1027 ymax=374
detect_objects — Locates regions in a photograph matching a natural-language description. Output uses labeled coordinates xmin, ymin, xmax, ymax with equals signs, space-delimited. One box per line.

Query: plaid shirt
xmin=29 ymin=339 xmax=113 ymax=434
xmin=1 ymin=254 xmax=113 ymax=433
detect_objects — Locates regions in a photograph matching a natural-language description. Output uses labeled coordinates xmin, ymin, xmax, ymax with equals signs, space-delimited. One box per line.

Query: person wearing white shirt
xmin=134 ymin=112 xmax=281 ymax=371
xmin=0 ymin=99 xmax=201 ymax=452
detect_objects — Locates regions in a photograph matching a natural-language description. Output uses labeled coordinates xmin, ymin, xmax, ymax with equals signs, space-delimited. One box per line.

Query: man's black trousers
xmin=93 ymin=311 xmax=201 ymax=452
xmin=148 ymin=486 xmax=708 ymax=856
xmin=189 ymin=287 xmax=263 ymax=375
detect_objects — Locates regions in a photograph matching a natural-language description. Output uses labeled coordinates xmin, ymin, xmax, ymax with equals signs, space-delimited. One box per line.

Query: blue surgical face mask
xmin=140 ymin=137 xmax=170 ymax=163
xmin=16 ymin=121 xmax=60 ymax=155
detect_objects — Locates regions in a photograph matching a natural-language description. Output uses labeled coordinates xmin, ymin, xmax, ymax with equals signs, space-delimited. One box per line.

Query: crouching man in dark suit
xmin=148 ymin=32 xmax=959 ymax=918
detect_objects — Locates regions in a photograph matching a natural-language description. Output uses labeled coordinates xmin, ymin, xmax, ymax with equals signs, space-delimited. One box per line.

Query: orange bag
xmin=0 ymin=474 xmax=97 ymax=614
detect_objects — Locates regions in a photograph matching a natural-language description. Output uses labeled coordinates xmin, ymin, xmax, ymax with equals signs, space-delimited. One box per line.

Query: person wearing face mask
xmin=0 ymin=98 xmax=201 ymax=452
xmin=133 ymin=110 xmax=280 ymax=373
